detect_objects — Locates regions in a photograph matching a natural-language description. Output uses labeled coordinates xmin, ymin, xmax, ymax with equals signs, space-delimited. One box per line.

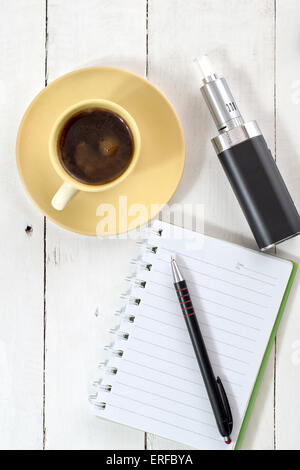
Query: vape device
xmin=196 ymin=55 xmax=300 ymax=251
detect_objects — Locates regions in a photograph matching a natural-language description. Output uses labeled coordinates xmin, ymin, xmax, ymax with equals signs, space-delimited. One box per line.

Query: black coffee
xmin=58 ymin=108 xmax=134 ymax=184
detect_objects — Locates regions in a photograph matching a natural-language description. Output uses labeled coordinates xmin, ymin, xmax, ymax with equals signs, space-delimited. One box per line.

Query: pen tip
xmin=171 ymin=256 xmax=174 ymax=262
xmin=224 ymin=437 xmax=231 ymax=445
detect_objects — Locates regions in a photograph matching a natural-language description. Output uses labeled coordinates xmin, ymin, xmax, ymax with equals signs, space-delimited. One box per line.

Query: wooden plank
xmin=45 ymin=0 xmax=146 ymax=449
xmin=275 ymin=0 xmax=300 ymax=450
xmin=0 ymin=0 xmax=45 ymax=450
xmin=147 ymin=0 xmax=276 ymax=449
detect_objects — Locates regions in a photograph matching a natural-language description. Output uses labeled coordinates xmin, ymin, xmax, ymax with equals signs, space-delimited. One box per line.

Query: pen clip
xmin=216 ymin=376 xmax=233 ymax=433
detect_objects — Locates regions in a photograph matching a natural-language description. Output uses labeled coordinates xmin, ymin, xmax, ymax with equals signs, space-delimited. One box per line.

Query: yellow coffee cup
xmin=49 ymin=99 xmax=141 ymax=210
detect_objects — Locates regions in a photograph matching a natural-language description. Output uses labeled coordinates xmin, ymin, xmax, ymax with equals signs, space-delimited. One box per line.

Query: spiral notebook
xmin=90 ymin=221 xmax=297 ymax=450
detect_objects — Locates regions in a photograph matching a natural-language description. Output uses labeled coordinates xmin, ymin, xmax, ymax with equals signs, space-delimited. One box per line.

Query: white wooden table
xmin=1 ymin=0 xmax=299 ymax=450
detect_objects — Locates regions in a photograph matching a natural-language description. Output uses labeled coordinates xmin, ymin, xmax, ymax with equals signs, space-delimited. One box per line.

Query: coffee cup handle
xmin=51 ymin=182 xmax=78 ymax=211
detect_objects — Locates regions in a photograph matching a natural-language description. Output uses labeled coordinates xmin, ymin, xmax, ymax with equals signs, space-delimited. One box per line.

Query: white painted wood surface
xmin=0 ymin=0 xmax=45 ymax=450
xmin=0 ymin=0 xmax=299 ymax=450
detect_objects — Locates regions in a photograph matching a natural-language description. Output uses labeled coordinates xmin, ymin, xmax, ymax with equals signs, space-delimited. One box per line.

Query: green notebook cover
xmin=235 ymin=261 xmax=298 ymax=450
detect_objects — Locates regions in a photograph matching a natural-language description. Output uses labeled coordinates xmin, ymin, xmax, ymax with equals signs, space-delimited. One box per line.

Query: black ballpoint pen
xmin=171 ymin=257 xmax=233 ymax=444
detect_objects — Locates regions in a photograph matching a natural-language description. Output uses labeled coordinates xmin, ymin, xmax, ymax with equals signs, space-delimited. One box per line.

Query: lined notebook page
xmin=92 ymin=221 xmax=293 ymax=450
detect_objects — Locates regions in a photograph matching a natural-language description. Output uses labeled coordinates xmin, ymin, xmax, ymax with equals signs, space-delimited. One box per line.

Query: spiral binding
xmin=89 ymin=399 xmax=106 ymax=410
xmin=114 ymin=311 xmax=136 ymax=323
xmin=124 ymin=277 xmax=147 ymax=288
xmin=104 ymin=346 xmax=124 ymax=357
xmin=93 ymin=383 xmax=112 ymax=392
xmin=152 ymin=227 xmax=163 ymax=237
xmin=108 ymin=328 xmax=130 ymax=341
xmin=130 ymin=259 xmax=153 ymax=271
xmin=119 ymin=296 xmax=141 ymax=306
xmin=97 ymin=362 xmax=118 ymax=375
xmin=90 ymin=225 xmax=163 ymax=411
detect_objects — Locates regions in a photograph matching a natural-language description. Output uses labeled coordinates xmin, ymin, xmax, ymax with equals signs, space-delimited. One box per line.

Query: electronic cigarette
xmin=195 ymin=55 xmax=300 ymax=250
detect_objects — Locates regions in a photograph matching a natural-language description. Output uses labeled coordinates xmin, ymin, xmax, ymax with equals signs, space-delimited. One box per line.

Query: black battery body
xmin=218 ymin=135 xmax=300 ymax=250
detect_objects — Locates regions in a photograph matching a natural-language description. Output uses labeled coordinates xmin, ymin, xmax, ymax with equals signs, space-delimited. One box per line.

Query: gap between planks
xmin=145 ymin=0 xmax=149 ymax=449
xmin=273 ymin=0 xmax=277 ymax=451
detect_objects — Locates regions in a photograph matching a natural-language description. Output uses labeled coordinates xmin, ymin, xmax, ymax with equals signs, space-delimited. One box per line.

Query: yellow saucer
xmin=16 ymin=67 xmax=185 ymax=236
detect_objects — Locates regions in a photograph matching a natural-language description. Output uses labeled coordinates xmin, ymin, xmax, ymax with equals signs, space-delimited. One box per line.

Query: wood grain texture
xmin=275 ymin=0 xmax=300 ymax=450
xmin=44 ymin=0 xmax=146 ymax=449
xmin=147 ymin=0 xmax=276 ymax=450
xmin=0 ymin=0 xmax=45 ymax=450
